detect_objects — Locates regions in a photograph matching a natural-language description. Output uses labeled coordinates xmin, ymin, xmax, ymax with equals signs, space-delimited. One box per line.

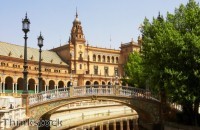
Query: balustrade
xmin=28 ymin=85 xmax=158 ymax=106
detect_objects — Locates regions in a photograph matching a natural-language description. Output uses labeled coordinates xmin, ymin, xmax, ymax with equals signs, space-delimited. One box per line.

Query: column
xmin=37 ymin=84 xmax=39 ymax=93
xmin=15 ymin=83 xmax=17 ymax=93
xmin=92 ymin=127 xmax=95 ymax=130
xmin=127 ymin=119 xmax=130 ymax=130
xmin=120 ymin=120 xmax=123 ymax=130
xmin=27 ymin=83 xmax=29 ymax=92
xmin=35 ymin=84 xmax=37 ymax=94
xmin=100 ymin=123 xmax=103 ymax=130
xmin=0 ymin=82 xmax=2 ymax=93
xmin=55 ymin=85 xmax=58 ymax=93
xmin=3 ymin=82 xmax=5 ymax=93
xmin=133 ymin=119 xmax=138 ymax=130
xmin=106 ymin=121 xmax=109 ymax=130
xmin=113 ymin=120 xmax=116 ymax=130
xmin=45 ymin=85 xmax=47 ymax=92
xmin=12 ymin=83 xmax=15 ymax=93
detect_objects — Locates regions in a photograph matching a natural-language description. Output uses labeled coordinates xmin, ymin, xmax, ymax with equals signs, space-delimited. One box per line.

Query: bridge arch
xmin=29 ymin=95 xmax=159 ymax=127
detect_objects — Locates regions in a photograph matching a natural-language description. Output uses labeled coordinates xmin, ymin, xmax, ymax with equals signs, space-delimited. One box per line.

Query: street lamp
xmin=22 ymin=13 xmax=30 ymax=94
xmin=38 ymin=32 xmax=44 ymax=93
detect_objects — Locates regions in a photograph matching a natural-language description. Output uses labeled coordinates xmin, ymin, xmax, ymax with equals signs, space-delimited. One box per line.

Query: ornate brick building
xmin=0 ymin=12 xmax=141 ymax=95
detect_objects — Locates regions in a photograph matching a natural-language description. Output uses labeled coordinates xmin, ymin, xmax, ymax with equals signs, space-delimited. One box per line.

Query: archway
xmin=5 ymin=76 xmax=13 ymax=93
xmin=58 ymin=81 xmax=64 ymax=88
xmin=17 ymin=78 xmax=23 ymax=93
xmin=98 ymin=55 xmax=101 ymax=62
xmin=85 ymin=81 xmax=91 ymax=88
xmin=107 ymin=56 xmax=110 ymax=63
xmin=102 ymin=55 xmax=105 ymax=62
xmin=28 ymin=78 xmax=35 ymax=93
xmin=41 ymin=80 xmax=46 ymax=91
xmin=108 ymin=82 xmax=112 ymax=88
xmin=111 ymin=56 xmax=114 ymax=63
xmin=49 ymin=80 xmax=55 ymax=90
xmin=93 ymin=54 xmax=96 ymax=62
xmin=93 ymin=81 xmax=99 ymax=88
xmin=102 ymin=81 xmax=106 ymax=88
xmin=116 ymin=57 xmax=119 ymax=63
xmin=67 ymin=81 xmax=71 ymax=87
xmin=31 ymin=96 xmax=160 ymax=130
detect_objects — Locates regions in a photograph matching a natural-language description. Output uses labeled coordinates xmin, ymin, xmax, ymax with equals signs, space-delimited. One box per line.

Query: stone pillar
xmin=69 ymin=86 xmax=74 ymax=97
xmin=113 ymin=120 xmax=116 ymax=130
xmin=120 ymin=120 xmax=123 ymax=130
xmin=34 ymin=84 xmax=37 ymax=94
xmin=21 ymin=94 xmax=29 ymax=116
xmin=106 ymin=121 xmax=109 ymax=130
xmin=15 ymin=83 xmax=17 ymax=93
xmin=133 ymin=119 xmax=138 ymax=130
xmin=12 ymin=83 xmax=15 ymax=93
xmin=0 ymin=82 xmax=2 ymax=93
xmin=127 ymin=119 xmax=130 ymax=130
xmin=45 ymin=85 xmax=47 ymax=92
xmin=114 ymin=85 xmax=120 ymax=95
xmin=100 ymin=123 xmax=103 ymax=130
xmin=37 ymin=84 xmax=39 ymax=93
xmin=3 ymin=82 xmax=5 ymax=93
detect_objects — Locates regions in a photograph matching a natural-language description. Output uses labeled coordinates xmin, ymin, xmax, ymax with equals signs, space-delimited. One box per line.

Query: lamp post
xmin=22 ymin=13 xmax=30 ymax=94
xmin=38 ymin=32 xmax=44 ymax=93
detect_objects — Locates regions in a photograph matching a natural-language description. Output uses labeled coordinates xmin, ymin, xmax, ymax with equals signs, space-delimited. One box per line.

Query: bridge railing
xmin=28 ymin=85 xmax=158 ymax=106
xmin=73 ymin=86 xmax=114 ymax=96
xmin=119 ymin=86 xmax=154 ymax=99
xmin=29 ymin=87 xmax=70 ymax=105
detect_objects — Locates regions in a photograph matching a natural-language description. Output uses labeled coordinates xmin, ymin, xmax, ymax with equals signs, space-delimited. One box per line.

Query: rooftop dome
xmin=73 ymin=10 xmax=81 ymax=23
xmin=74 ymin=17 xmax=80 ymax=22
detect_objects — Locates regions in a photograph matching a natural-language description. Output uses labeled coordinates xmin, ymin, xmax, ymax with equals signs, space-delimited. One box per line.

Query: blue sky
xmin=0 ymin=0 xmax=199 ymax=50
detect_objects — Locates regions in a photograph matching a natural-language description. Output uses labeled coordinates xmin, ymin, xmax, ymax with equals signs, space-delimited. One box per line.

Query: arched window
xmin=111 ymin=56 xmax=114 ymax=63
xmin=93 ymin=54 xmax=96 ymax=62
xmin=80 ymin=64 xmax=82 ymax=69
xmin=98 ymin=55 xmax=101 ymax=62
xmin=102 ymin=55 xmax=105 ymax=62
xmin=116 ymin=57 xmax=119 ymax=63
xmin=107 ymin=56 xmax=110 ymax=63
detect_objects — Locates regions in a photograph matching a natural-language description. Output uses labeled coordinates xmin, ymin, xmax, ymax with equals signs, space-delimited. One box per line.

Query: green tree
xmin=141 ymin=0 xmax=200 ymax=126
xmin=123 ymin=51 xmax=145 ymax=88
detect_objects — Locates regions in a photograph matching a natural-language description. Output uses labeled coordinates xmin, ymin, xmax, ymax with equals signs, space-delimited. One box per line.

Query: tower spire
xmin=76 ymin=7 xmax=78 ymax=18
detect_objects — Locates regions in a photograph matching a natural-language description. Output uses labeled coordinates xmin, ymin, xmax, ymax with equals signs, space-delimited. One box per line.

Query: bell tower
xmin=69 ymin=10 xmax=88 ymax=76
xmin=70 ymin=10 xmax=86 ymax=44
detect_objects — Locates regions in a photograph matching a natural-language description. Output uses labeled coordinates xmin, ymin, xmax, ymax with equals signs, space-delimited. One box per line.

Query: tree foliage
xmin=123 ymin=51 xmax=145 ymax=88
xmin=140 ymin=0 xmax=200 ymax=125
